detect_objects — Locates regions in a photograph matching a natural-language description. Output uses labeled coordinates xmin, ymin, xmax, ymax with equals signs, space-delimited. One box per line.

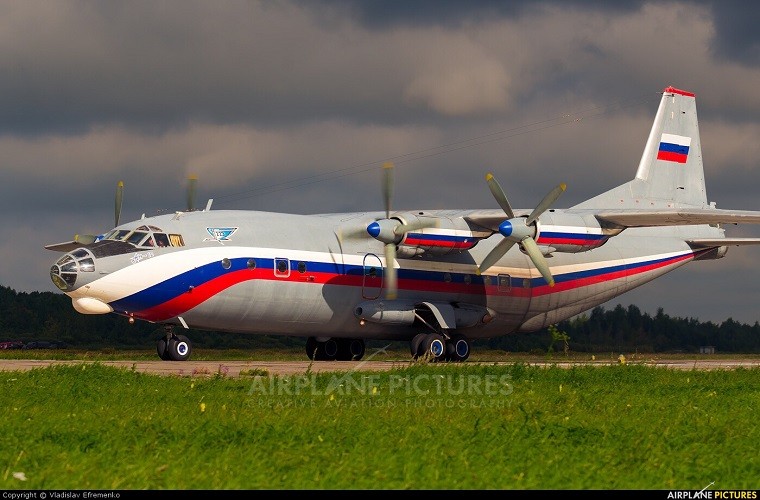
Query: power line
xmin=215 ymin=92 xmax=658 ymax=206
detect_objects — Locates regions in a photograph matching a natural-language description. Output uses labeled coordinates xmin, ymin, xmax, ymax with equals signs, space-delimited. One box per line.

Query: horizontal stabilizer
xmin=595 ymin=208 xmax=760 ymax=228
xmin=687 ymin=238 xmax=760 ymax=248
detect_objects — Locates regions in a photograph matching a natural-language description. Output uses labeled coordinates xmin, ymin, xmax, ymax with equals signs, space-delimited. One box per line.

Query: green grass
xmin=0 ymin=363 xmax=758 ymax=489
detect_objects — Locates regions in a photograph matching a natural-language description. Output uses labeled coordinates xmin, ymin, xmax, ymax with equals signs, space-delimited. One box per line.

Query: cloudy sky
xmin=3 ymin=0 xmax=760 ymax=324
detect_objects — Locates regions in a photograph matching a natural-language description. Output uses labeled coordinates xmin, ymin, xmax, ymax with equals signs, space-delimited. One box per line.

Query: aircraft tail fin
xmin=574 ymin=86 xmax=708 ymax=210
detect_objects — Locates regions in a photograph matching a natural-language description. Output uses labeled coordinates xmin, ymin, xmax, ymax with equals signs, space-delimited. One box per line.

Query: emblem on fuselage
xmin=204 ymin=227 xmax=238 ymax=242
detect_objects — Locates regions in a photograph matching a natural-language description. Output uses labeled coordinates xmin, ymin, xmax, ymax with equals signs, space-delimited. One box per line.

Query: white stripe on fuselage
xmin=70 ymin=244 xmax=696 ymax=304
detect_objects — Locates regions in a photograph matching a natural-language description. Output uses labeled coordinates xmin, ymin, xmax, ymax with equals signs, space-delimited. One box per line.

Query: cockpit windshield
xmin=103 ymin=225 xmax=184 ymax=248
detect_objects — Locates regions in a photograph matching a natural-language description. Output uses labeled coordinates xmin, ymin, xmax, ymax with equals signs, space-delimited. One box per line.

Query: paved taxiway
xmin=0 ymin=358 xmax=758 ymax=377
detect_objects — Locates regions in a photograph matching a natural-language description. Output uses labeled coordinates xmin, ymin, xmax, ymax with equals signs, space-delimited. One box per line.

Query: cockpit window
xmin=112 ymin=230 xmax=131 ymax=240
xmin=72 ymin=249 xmax=89 ymax=259
xmin=102 ymin=226 xmax=184 ymax=248
xmin=126 ymin=231 xmax=149 ymax=246
xmin=154 ymin=233 xmax=170 ymax=247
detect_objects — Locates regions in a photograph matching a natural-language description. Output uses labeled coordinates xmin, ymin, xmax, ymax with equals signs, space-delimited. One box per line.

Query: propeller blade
xmin=477 ymin=237 xmax=516 ymax=275
xmin=74 ymin=234 xmax=97 ymax=245
xmin=114 ymin=181 xmax=124 ymax=227
xmin=382 ymin=162 xmax=394 ymax=219
xmin=526 ymin=183 xmax=566 ymax=226
xmin=335 ymin=224 xmax=371 ymax=246
xmin=384 ymin=243 xmax=398 ymax=300
xmin=485 ymin=173 xmax=514 ymax=219
xmin=521 ymin=236 xmax=555 ymax=287
xmin=187 ymin=175 xmax=198 ymax=211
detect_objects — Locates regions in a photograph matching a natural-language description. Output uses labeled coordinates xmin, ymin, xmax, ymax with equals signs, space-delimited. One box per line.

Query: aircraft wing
xmin=687 ymin=238 xmax=760 ymax=248
xmin=594 ymin=208 xmax=760 ymax=228
xmin=44 ymin=241 xmax=85 ymax=252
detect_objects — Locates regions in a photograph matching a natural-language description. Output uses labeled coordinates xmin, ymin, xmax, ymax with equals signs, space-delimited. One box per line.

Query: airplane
xmin=46 ymin=85 xmax=760 ymax=362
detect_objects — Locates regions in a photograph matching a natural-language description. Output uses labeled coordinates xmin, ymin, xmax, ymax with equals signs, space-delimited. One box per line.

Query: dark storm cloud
xmin=708 ymin=0 xmax=760 ymax=65
xmin=312 ymin=0 xmax=760 ymax=67
xmin=305 ymin=0 xmax=643 ymax=29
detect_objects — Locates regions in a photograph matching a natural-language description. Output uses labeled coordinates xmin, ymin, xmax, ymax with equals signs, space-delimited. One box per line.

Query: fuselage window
xmin=221 ymin=258 xmax=231 ymax=270
xmin=247 ymin=259 xmax=256 ymax=270
xmin=444 ymin=272 xmax=452 ymax=283
xmin=297 ymin=261 xmax=307 ymax=273
xmin=275 ymin=258 xmax=290 ymax=277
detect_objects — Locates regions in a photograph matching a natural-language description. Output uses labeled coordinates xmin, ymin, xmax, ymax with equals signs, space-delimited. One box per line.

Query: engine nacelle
xmin=534 ymin=213 xmax=621 ymax=253
xmin=395 ymin=212 xmax=491 ymax=256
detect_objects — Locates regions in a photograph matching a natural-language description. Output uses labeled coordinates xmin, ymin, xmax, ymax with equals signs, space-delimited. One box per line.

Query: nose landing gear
xmin=157 ymin=326 xmax=193 ymax=361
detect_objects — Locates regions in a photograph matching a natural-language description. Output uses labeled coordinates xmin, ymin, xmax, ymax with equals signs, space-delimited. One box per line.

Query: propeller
xmin=376 ymin=163 xmax=446 ymax=299
xmin=477 ymin=173 xmax=566 ymax=287
xmin=186 ymin=175 xmax=197 ymax=211
xmin=72 ymin=180 xmax=124 ymax=246
xmin=335 ymin=162 xmax=437 ymax=300
xmin=114 ymin=180 xmax=123 ymax=227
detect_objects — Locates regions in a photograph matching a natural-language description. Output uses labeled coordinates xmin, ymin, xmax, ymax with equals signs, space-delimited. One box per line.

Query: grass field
xmin=1 ymin=361 xmax=758 ymax=490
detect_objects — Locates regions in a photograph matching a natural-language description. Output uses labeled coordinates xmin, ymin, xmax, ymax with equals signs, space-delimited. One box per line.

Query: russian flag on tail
xmin=657 ymin=133 xmax=691 ymax=163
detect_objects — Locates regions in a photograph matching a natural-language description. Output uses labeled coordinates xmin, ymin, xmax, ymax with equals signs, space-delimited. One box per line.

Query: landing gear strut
xmin=157 ymin=325 xmax=193 ymax=361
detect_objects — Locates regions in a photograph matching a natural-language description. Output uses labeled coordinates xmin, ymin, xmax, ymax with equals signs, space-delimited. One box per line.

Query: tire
xmin=410 ymin=333 xmax=427 ymax=358
xmin=305 ymin=337 xmax=318 ymax=360
xmin=167 ymin=335 xmax=192 ymax=361
xmin=322 ymin=339 xmax=339 ymax=360
xmin=448 ymin=334 xmax=470 ymax=362
xmin=337 ymin=339 xmax=365 ymax=361
xmin=156 ymin=338 xmax=171 ymax=360
xmin=314 ymin=339 xmax=338 ymax=361
xmin=421 ymin=333 xmax=446 ymax=361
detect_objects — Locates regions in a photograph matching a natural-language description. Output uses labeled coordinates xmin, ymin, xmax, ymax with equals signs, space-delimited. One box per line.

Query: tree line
xmin=1 ymin=285 xmax=758 ymax=352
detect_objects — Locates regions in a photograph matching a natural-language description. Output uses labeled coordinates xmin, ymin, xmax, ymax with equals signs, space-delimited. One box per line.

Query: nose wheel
xmin=157 ymin=327 xmax=193 ymax=361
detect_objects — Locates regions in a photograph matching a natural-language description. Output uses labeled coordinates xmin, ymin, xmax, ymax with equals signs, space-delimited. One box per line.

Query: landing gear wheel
xmin=166 ymin=334 xmax=192 ymax=361
xmin=445 ymin=334 xmax=470 ymax=362
xmin=410 ymin=333 xmax=427 ymax=359
xmin=337 ymin=339 xmax=365 ymax=361
xmin=156 ymin=338 xmax=171 ymax=361
xmin=306 ymin=337 xmax=318 ymax=360
xmin=421 ymin=333 xmax=446 ymax=362
xmin=318 ymin=339 xmax=339 ymax=361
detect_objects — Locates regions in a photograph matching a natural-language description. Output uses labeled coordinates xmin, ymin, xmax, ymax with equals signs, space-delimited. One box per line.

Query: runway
xmin=0 ymin=357 xmax=758 ymax=377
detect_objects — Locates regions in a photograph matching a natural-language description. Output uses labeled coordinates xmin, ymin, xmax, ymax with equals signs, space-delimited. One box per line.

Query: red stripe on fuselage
xmin=132 ymin=252 xmax=695 ymax=321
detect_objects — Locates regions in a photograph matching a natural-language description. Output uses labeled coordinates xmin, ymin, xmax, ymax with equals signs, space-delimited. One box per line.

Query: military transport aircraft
xmin=46 ymin=86 xmax=760 ymax=362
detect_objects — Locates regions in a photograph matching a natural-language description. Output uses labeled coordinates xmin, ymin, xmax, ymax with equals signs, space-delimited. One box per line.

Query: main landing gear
xmin=305 ymin=337 xmax=366 ymax=361
xmin=156 ymin=325 xmax=193 ymax=361
xmin=410 ymin=332 xmax=470 ymax=362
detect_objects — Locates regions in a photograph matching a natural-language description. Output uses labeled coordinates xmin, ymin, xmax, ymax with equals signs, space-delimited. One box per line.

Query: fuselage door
xmin=362 ymin=253 xmax=383 ymax=299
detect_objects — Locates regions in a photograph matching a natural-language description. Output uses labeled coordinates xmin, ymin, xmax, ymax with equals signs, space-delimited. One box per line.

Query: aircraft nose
xmin=50 ymin=248 xmax=96 ymax=291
